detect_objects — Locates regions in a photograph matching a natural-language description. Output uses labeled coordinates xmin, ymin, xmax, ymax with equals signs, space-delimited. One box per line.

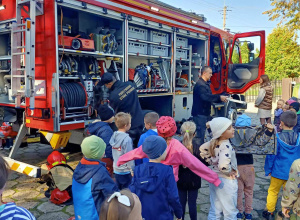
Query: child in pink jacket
xmin=117 ymin=116 xmax=221 ymax=187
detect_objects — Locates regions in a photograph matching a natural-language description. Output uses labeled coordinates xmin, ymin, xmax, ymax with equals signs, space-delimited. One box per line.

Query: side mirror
xmin=249 ymin=53 xmax=255 ymax=62
xmin=247 ymin=43 xmax=254 ymax=52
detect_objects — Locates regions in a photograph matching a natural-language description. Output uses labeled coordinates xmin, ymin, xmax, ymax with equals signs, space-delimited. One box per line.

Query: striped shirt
xmin=0 ymin=203 xmax=36 ymax=220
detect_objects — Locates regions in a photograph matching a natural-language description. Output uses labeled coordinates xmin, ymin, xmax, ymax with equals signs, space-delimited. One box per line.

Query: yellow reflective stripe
xmin=11 ymin=163 xmax=20 ymax=171
xmin=23 ymin=167 xmax=33 ymax=175
xmin=52 ymin=161 xmax=66 ymax=166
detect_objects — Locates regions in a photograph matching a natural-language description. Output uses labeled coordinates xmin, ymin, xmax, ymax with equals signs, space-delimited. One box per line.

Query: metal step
xmin=12 ymin=75 xmax=25 ymax=78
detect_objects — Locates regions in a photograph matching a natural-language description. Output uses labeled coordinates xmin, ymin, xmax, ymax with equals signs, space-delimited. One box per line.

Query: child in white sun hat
xmin=200 ymin=117 xmax=239 ymax=220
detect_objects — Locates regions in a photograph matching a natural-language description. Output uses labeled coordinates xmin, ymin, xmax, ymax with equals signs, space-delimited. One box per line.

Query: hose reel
xmin=59 ymin=82 xmax=90 ymax=120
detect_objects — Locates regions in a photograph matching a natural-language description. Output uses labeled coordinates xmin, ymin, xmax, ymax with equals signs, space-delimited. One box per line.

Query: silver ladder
xmin=11 ymin=0 xmax=43 ymax=108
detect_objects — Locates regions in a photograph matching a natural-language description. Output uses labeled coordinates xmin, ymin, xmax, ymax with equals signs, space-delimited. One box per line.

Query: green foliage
xmin=231 ymin=41 xmax=251 ymax=64
xmin=232 ymin=45 xmax=240 ymax=64
xmin=240 ymin=41 xmax=250 ymax=63
xmin=265 ymin=25 xmax=300 ymax=79
xmin=264 ymin=0 xmax=300 ymax=31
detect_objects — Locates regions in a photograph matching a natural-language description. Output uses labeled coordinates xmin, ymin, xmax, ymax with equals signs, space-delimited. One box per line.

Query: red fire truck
xmin=0 ymin=0 xmax=265 ymax=177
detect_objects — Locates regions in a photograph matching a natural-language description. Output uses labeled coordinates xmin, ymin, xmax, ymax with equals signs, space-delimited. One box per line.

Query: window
xmin=223 ymin=39 xmax=230 ymax=62
xmin=210 ymin=36 xmax=222 ymax=73
xmin=231 ymin=36 xmax=261 ymax=64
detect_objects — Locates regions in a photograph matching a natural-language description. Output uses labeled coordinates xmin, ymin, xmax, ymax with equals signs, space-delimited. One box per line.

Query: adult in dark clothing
xmin=100 ymin=72 xmax=144 ymax=148
xmin=191 ymin=66 xmax=228 ymax=145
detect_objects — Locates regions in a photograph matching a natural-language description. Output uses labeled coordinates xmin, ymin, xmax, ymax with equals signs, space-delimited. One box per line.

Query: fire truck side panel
xmin=25 ymin=0 xmax=56 ymax=131
xmin=0 ymin=0 xmax=16 ymax=22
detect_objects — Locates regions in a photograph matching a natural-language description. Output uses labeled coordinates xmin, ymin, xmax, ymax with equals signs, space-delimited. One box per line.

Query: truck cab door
xmin=226 ymin=31 xmax=265 ymax=94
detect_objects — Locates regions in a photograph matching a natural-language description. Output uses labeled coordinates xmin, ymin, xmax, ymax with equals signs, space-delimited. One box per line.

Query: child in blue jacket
xmin=72 ymin=135 xmax=118 ymax=220
xmin=263 ymin=111 xmax=300 ymax=220
xmin=135 ymin=112 xmax=159 ymax=165
xmin=130 ymin=135 xmax=182 ymax=220
xmin=290 ymin=102 xmax=300 ymax=133
xmin=87 ymin=104 xmax=114 ymax=175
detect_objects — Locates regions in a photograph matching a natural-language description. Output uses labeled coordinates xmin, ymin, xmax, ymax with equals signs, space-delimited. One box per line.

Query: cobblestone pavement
xmin=1 ymin=111 xmax=282 ymax=220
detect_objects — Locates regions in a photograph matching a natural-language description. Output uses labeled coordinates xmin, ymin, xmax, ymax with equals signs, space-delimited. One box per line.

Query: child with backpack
xmin=130 ymin=135 xmax=182 ymax=220
xmin=0 ymin=155 xmax=36 ymax=220
xmin=234 ymin=114 xmax=274 ymax=220
xmin=117 ymin=116 xmax=221 ymax=186
xmin=72 ymin=135 xmax=118 ymax=220
xmin=87 ymin=104 xmax=115 ymax=176
xmin=263 ymin=111 xmax=300 ymax=220
xmin=177 ymin=121 xmax=202 ymax=220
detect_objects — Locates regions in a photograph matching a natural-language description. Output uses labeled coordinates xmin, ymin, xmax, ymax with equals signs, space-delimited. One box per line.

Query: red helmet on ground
xmin=50 ymin=188 xmax=71 ymax=205
xmin=47 ymin=151 xmax=67 ymax=170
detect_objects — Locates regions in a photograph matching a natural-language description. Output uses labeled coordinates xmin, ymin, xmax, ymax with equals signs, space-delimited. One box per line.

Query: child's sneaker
xmin=244 ymin=213 xmax=252 ymax=219
xmin=237 ymin=212 xmax=244 ymax=220
xmin=262 ymin=210 xmax=274 ymax=220
xmin=277 ymin=211 xmax=290 ymax=220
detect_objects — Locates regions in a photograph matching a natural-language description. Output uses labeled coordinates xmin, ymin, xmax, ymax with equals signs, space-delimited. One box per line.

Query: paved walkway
xmin=1 ymin=111 xmax=281 ymax=220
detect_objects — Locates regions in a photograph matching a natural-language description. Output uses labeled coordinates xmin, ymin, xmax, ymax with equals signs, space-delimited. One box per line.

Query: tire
xmin=226 ymin=102 xmax=237 ymax=123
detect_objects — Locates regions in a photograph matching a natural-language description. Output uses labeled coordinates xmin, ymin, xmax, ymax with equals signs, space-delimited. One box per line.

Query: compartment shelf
xmin=176 ymin=47 xmax=190 ymax=50
xmin=59 ymin=76 xmax=101 ymax=80
xmin=128 ymin=53 xmax=171 ymax=60
xmin=137 ymin=88 xmax=169 ymax=93
xmin=128 ymin=38 xmax=171 ymax=47
xmin=138 ymin=92 xmax=173 ymax=97
xmin=176 ymin=58 xmax=189 ymax=61
xmin=58 ymin=48 xmax=123 ymax=58
xmin=181 ymin=66 xmax=201 ymax=70
xmin=0 ymin=55 xmax=11 ymax=60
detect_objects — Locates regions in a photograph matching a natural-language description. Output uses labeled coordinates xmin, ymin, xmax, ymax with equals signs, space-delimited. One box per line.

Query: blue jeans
xmin=193 ymin=115 xmax=210 ymax=145
xmin=115 ymin=173 xmax=132 ymax=190
xmin=208 ymin=177 xmax=238 ymax=220
xmin=178 ymin=189 xmax=198 ymax=220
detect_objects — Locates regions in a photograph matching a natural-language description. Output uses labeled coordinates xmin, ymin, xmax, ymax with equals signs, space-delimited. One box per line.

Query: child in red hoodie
xmin=117 ymin=116 xmax=221 ymax=186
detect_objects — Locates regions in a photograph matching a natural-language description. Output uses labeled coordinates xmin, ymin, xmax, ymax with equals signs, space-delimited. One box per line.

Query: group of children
xmin=2 ymin=101 xmax=300 ymax=220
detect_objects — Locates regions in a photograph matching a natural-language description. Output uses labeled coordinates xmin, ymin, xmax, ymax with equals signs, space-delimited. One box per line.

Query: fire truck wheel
xmin=226 ymin=102 xmax=237 ymax=123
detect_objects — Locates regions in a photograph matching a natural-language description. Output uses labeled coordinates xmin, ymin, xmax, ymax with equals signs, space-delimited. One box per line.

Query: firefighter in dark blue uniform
xmin=191 ymin=66 xmax=228 ymax=145
xmin=100 ymin=72 xmax=144 ymax=148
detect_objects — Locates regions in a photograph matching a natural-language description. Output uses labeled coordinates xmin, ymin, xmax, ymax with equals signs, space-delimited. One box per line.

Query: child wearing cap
xmin=130 ymin=135 xmax=182 ymax=220
xmin=117 ymin=116 xmax=221 ymax=187
xmin=87 ymin=104 xmax=115 ymax=176
xmin=200 ymin=117 xmax=248 ymax=219
xmin=0 ymin=155 xmax=36 ymax=220
xmin=110 ymin=112 xmax=135 ymax=190
xmin=72 ymin=135 xmax=118 ymax=220
xmin=135 ymin=112 xmax=159 ymax=166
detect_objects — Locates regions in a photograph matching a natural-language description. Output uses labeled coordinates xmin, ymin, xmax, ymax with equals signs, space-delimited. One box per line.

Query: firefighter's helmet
xmin=47 ymin=151 xmax=67 ymax=170
xmin=50 ymin=188 xmax=71 ymax=205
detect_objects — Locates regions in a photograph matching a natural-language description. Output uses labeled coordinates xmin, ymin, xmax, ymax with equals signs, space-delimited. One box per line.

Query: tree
xmin=264 ymin=0 xmax=300 ymax=31
xmin=265 ymin=25 xmax=300 ymax=79
xmin=240 ymin=41 xmax=249 ymax=63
